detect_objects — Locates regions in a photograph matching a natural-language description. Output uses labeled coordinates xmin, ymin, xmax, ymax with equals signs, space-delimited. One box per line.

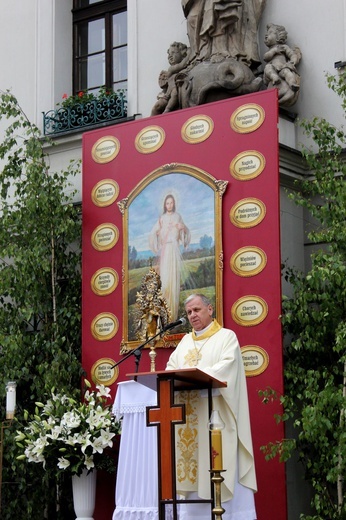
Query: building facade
xmin=1 ymin=1 xmax=345 ymax=518
xmin=2 ymin=0 xmax=344 ymax=275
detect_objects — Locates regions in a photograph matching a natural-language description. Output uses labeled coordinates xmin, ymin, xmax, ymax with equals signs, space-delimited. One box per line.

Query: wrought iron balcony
xmin=43 ymin=92 xmax=127 ymax=136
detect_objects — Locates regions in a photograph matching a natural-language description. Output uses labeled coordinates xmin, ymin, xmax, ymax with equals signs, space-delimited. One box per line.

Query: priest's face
xmin=185 ymin=296 xmax=213 ymax=331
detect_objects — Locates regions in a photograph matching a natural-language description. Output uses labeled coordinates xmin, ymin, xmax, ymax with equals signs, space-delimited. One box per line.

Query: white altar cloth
xmin=112 ymin=380 xmax=159 ymax=520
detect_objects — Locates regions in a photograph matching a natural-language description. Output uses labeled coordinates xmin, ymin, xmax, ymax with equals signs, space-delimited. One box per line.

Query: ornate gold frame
xmin=117 ymin=163 xmax=227 ymax=353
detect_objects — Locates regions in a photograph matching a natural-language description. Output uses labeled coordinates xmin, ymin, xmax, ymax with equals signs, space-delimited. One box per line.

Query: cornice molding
xmin=279 ymin=144 xmax=308 ymax=189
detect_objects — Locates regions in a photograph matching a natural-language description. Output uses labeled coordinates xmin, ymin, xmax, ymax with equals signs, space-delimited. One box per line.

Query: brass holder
xmin=210 ymin=469 xmax=226 ymax=519
xmin=149 ymin=340 xmax=157 ymax=372
xmin=0 ymin=420 xmax=13 ymax=515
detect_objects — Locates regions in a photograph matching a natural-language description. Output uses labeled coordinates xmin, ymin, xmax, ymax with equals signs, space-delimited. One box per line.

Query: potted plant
xmin=15 ymin=380 xmax=121 ymax=518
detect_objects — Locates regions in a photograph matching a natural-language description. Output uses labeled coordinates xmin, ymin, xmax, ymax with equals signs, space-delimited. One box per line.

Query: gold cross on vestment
xmin=184 ymin=348 xmax=202 ymax=367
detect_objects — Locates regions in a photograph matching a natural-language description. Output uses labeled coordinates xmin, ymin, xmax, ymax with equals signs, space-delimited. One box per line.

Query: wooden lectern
xmin=127 ymin=368 xmax=227 ymax=519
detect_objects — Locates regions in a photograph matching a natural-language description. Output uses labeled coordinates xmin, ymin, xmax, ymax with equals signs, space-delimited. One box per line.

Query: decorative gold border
xmin=91 ymin=179 xmax=119 ymax=207
xmin=230 ymin=246 xmax=267 ymax=277
xmin=241 ymin=345 xmax=269 ymax=377
xmin=229 ymin=198 xmax=266 ymax=229
xmin=91 ymin=358 xmax=119 ymax=386
xmin=91 ymin=313 xmax=119 ymax=341
xmin=230 ymin=103 xmax=265 ymax=134
xmin=118 ymin=163 xmax=227 ymax=352
xmin=91 ymin=223 xmax=119 ymax=251
xmin=90 ymin=267 xmax=119 ymax=296
xmin=181 ymin=115 xmax=214 ymax=144
xmin=91 ymin=136 xmax=120 ymax=163
xmin=135 ymin=126 xmax=165 ymax=154
xmin=230 ymin=150 xmax=266 ymax=181
xmin=231 ymin=295 xmax=268 ymax=327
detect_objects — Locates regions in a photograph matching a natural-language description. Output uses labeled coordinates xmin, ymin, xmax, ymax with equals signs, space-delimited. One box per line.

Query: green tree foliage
xmin=128 ymin=245 xmax=138 ymax=262
xmin=0 ymin=91 xmax=83 ymax=518
xmin=191 ymin=257 xmax=215 ymax=288
xmin=261 ymin=74 xmax=346 ymax=519
xmin=199 ymin=234 xmax=213 ymax=250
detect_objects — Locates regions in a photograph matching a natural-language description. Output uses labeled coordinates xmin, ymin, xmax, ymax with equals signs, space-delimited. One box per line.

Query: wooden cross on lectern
xmin=146 ymin=377 xmax=185 ymax=500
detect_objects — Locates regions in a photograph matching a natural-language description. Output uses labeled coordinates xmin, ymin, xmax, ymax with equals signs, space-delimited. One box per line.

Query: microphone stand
xmin=110 ymin=327 xmax=168 ymax=374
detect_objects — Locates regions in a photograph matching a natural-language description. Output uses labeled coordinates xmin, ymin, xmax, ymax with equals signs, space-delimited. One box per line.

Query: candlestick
xmin=2 ymin=381 xmax=16 ymax=514
xmin=208 ymin=410 xmax=226 ymax=518
xmin=6 ymin=381 xmax=16 ymax=420
xmin=210 ymin=469 xmax=226 ymax=519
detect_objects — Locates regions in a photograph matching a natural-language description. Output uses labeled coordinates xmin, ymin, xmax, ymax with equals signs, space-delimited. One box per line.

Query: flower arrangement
xmin=15 ymin=380 xmax=121 ymax=476
xmin=43 ymin=86 xmax=127 ymax=135
xmin=59 ymin=87 xmax=124 ymax=109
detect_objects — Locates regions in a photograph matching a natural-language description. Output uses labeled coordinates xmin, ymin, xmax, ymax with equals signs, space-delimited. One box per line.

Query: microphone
xmin=162 ymin=317 xmax=186 ymax=331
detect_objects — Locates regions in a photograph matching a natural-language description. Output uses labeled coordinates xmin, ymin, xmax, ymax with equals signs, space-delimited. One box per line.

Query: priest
xmin=166 ymin=293 xmax=257 ymax=519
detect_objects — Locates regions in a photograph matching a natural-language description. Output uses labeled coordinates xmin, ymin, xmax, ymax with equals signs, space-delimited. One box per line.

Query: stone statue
xmin=182 ymin=0 xmax=266 ymax=68
xmin=178 ymin=58 xmax=263 ymax=108
xmin=183 ymin=0 xmax=242 ymax=62
xmin=151 ymin=42 xmax=189 ymax=115
xmin=263 ymin=23 xmax=302 ymax=107
xmin=152 ymin=1 xmax=267 ymax=112
xmin=151 ymin=2 xmax=304 ymax=113
xmin=151 ymin=70 xmax=175 ymax=116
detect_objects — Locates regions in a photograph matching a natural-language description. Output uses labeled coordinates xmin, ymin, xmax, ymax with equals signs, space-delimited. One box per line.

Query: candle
xmin=208 ymin=409 xmax=225 ymax=471
xmin=6 ymin=381 xmax=16 ymax=420
xmin=211 ymin=429 xmax=223 ymax=470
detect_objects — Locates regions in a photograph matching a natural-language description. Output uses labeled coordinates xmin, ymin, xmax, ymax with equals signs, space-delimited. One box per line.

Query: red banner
xmin=82 ymin=89 xmax=286 ymax=519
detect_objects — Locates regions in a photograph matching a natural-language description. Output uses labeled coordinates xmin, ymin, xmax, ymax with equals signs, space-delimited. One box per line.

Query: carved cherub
xmin=151 ymin=42 xmax=189 ymax=115
xmin=151 ymin=70 xmax=176 ymax=116
xmin=263 ymin=23 xmax=302 ymax=106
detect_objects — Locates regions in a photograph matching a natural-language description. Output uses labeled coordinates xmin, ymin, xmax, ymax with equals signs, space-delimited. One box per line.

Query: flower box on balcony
xmin=43 ymin=90 xmax=127 ymax=136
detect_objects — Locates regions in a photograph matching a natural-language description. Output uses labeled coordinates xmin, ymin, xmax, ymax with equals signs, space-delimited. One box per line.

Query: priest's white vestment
xmin=166 ymin=320 xmax=257 ymax=519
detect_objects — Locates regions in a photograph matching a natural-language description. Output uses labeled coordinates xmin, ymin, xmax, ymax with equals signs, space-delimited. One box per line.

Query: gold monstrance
xmin=135 ymin=267 xmax=171 ymax=371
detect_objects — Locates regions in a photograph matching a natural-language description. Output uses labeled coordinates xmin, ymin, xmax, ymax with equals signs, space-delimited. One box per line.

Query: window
xmin=73 ymin=0 xmax=127 ymax=95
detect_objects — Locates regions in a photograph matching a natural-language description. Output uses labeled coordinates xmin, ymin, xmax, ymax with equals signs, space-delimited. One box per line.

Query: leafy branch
xmin=0 ymin=90 xmax=83 ymax=519
xmin=260 ymin=72 xmax=346 ymax=519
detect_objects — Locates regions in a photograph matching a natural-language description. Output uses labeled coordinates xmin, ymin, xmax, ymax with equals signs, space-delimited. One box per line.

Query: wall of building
xmin=1 ymin=1 xmax=344 ymax=142
xmin=0 ymin=1 xmax=344 ymax=518
xmin=1 ymin=1 xmax=345 ymax=179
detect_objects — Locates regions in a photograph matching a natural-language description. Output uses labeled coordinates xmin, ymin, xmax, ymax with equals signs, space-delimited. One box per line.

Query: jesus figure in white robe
xmin=149 ymin=194 xmax=191 ymax=320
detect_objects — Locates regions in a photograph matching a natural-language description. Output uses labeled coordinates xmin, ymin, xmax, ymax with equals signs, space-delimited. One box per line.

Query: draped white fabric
xmin=112 ymin=381 xmax=159 ymax=520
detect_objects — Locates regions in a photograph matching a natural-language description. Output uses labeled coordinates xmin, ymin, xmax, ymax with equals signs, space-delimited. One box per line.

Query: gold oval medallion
xmin=181 ymin=115 xmax=214 ymax=144
xmin=91 ymin=179 xmax=119 ymax=207
xmin=91 ymin=223 xmax=119 ymax=251
xmin=241 ymin=345 xmax=269 ymax=377
xmin=230 ymin=103 xmax=265 ymax=133
xmin=91 ymin=358 xmax=119 ymax=386
xmin=135 ymin=126 xmax=165 ymax=154
xmin=91 ymin=136 xmax=120 ymax=163
xmin=230 ymin=246 xmax=267 ymax=277
xmin=91 ymin=313 xmax=119 ymax=341
xmin=229 ymin=198 xmax=266 ymax=228
xmin=91 ymin=268 xmax=119 ymax=296
xmin=231 ymin=295 xmax=268 ymax=327
xmin=230 ymin=150 xmax=265 ymax=181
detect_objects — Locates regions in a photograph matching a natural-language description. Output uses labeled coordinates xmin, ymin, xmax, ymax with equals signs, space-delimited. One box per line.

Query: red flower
xmin=62 ymin=93 xmax=68 ymax=99
xmin=78 ymin=91 xmax=84 ymax=98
